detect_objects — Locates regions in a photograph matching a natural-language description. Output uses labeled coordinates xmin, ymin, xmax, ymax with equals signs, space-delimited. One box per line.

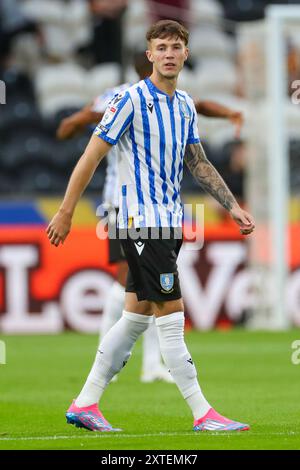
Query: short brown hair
xmin=146 ymin=20 xmax=189 ymax=46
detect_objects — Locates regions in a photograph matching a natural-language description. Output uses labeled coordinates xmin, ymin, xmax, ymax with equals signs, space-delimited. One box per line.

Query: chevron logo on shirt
xmin=134 ymin=241 xmax=145 ymax=255
xmin=147 ymin=102 xmax=154 ymax=113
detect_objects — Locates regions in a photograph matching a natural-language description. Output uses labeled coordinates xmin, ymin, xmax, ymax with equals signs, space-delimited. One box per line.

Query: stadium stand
xmin=0 ymin=0 xmax=299 ymax=201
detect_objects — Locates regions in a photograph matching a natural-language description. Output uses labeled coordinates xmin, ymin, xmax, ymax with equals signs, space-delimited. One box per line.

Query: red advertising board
xmin=0 ymin=223 xmax=299 ymax=332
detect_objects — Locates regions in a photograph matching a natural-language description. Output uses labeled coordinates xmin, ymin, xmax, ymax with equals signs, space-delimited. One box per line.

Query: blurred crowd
xmin=0 ymin=0 xmax=300 ymax=198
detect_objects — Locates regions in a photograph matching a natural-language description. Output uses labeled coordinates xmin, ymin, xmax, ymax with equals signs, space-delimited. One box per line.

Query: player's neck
xmin=148 ymin=72 xmax=177 ymax=98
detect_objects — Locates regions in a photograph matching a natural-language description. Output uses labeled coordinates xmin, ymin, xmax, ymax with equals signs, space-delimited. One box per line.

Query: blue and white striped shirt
xmin=94 ymin=78 xmax=200 ymax=228
xmin=92 ymin=83 xmax=131 ymax=208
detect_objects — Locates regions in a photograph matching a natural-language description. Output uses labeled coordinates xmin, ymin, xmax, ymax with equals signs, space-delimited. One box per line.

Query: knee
xmin=153 ymin=298 xmax=184 ymax=317
xmin=124 ymin=293 xmax=152 ymax=315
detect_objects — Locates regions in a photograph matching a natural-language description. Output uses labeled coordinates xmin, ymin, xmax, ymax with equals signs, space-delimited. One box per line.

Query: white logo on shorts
xmin=134 ymin=241 xmax=145 ymax=256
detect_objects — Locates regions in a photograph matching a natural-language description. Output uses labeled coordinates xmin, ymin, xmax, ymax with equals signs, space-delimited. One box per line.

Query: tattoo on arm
xmin=184 ymin=142 xmax=237 ymax=211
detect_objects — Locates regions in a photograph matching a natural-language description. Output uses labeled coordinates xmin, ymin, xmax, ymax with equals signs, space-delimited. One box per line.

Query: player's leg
xmin=99 ymin=233 xmax=128 ymax=339
xmin=152 ymin=300 xmax=249 ymax=431
xmin=67 ymin=293 xmax=153 ymax=431
xmin=100 ymin=235 xmax=170 ymax=383
xmin=99 ymin=260 xmax=127 ymax=336
xmin=141 ymin=321 xmax=174 ymax=383
xmin=77 ymin=294 xmax=152 ymax=407
xmin=125 ymin=227 xmax=249 ymax=432
xmin=98 ymin=225 xmax=128 ymax=382
xmin=124 ymin=293 xmax=208 ymax=416
xmin=151 ymin=298 xmax=211 ymax=418
xmin=127 ymin=276 xmax=173 ymax=382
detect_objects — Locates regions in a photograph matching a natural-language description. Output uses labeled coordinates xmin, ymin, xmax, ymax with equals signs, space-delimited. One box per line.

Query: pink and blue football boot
xmin=66 ymin=401 xmax=121 ymax=432
xmin=193 ymin=408 xmax=250 ymax=432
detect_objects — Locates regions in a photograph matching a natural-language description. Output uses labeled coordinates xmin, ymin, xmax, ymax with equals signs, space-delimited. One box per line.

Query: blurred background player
xmin=87 ymin=0 xmax=128 ymax=65
xmin=56 ymin=51 xmax=244 ymax=383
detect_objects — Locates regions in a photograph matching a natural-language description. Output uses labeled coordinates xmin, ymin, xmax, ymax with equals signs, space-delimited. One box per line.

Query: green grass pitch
xmin=0 ymin=329 xmax=299 ymax=450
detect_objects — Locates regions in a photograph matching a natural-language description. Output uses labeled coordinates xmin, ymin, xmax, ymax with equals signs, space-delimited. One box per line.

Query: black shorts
xmin=108 ymin=237 xmax=126 ymax=264
xmin=118 ymin=227 xmax=183 ymax=302
xmin=106 ymin=208 xmax=126 ymax=264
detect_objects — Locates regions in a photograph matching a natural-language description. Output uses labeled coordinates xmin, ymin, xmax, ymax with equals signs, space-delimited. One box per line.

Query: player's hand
xmin=56 ymin=117 xmax=78 ymax=140
xmin=230 ymin=205 xmax=255 ymax=236
xmin=46 ymin=210 xmax=72 ymax=246
xmin=229 ymin=111 xmax=244 ymax=139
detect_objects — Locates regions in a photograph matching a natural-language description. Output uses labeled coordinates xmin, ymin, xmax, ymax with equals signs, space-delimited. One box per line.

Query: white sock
xmin=100 ymin=281 xmax=124 ymax=338
xmin=155 ymin=312 xmax=211 ymax=420
xmin=100 ymin=282 xmax=164 ymax=375
xmin=142 ymin=320 xmax=163 ymax=372
xmin=76 ymin=311 xmax=152 ymax=408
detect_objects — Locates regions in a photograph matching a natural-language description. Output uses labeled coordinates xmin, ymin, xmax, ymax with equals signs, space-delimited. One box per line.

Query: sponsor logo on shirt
xmin=102 ymin=106 xmax=117 ymax=125
xmin=98 ymin=124 xmax=108 ymax=133
xmin=95 ymin=125 xmax=109 ymax=135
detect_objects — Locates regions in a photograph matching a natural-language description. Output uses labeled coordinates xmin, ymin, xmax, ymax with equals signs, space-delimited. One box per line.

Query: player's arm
xmin=56 ymin=104 xmax=103 ymax=140
xmin=46 ymin=135 xmax=111 ymax=246
xmin=184 ymin=142 xmax=255 ymax=235
xmin=194 ymin=100 xmax=244 ymax=138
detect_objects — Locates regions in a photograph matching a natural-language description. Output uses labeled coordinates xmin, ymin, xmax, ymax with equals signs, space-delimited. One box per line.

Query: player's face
xmin=146 ymin=36 xmax=188 ymax=79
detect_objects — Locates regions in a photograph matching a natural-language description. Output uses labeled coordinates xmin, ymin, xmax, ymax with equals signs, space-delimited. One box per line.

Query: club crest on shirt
xmin=160 ymin=273 xmax=174 ymax=293
xmin=178 ymin=99 xmax=190 ymax=119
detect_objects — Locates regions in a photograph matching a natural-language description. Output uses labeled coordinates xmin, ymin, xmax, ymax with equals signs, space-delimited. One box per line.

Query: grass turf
xmin=0 ymin=330 xmax=299 ymax=450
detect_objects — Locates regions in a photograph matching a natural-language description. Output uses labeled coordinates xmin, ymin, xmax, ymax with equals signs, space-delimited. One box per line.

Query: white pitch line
xmin=0 ymin=431 xmax=298 ymax=442
xmin=0 ymin=432 xmax=196 ymax=442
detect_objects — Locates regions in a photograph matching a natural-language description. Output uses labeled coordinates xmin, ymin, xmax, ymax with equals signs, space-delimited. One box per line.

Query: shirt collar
xmin=145 ymin=77 xmax=176 ymax=101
